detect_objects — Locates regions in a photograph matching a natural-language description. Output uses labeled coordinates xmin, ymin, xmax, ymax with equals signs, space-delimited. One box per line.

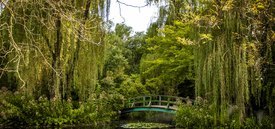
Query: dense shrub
xmin=176 ymin=104 xmax=214 ymax=128
xmin=0 ymin=90 xmax=117 ymax=126
xmin=176 ymin=103 xmax=274 ymax=128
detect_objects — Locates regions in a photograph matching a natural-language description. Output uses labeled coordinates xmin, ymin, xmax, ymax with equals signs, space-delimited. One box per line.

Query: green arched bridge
xmin=120 ymin=95 xmax=191 ymax=114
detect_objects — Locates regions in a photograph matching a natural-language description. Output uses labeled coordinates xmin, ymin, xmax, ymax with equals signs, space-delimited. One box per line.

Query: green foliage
xmin=242 ymin=117 xmax=258 ymax=129
xmin=0 ymin=0 xmax=107 ymax=101
xmin=103 ymin=24 xmax=145 ymax=76
xmin=177 ymin=0 xmax=275 ymax=125
xmin=114 ymin=23 xmax=132 ymax=40
xmin=0 ymin=90 xmax=115 ymax=126
xmin=141 ymin=21 xmax=195 ymax=95
xmin=0 ymin=0 xmax=274 ymax=128
xmin=260 ymin=116 xmax=275 ymax=129
xmin=176 ymin=102 xmax=214 ymax=128
xmin=124 ymin=32 xmax=146 ymax=74
xmin=118 ymin=74 xmax=149 ymax=98
xmin=100 ymin=23 xmax=149 ymax=99
xmin=176 ymin=103 xmax=274 ymax=128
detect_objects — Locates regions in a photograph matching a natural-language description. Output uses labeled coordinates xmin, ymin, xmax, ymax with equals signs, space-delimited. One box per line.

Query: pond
xmin=118 ymin=111 xmax=176 ymax=129
xmin=120 ymin=122 xmax=174 ymax=129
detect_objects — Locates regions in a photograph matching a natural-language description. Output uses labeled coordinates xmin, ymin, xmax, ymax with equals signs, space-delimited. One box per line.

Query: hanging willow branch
xmin=0 ymin=0 xmax=108 ymax=100
xmin=116 ymin=0 xmax=150 ymax=8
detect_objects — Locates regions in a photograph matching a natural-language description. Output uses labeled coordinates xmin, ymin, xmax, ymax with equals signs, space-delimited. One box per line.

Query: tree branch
xmin=116 ymin=0 xmax=150 ymax=8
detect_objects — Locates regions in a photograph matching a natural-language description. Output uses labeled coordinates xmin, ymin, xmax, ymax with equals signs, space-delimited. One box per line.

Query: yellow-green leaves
xmin=222 ymin=0 xmax=234 ymax=11
xmin=176 ymin=37 xmax=194 ymax=45
xmin=199 ymin=33 xmax=213 ymax=44
xmin=141 ymin=19 xmax=195 ymax=95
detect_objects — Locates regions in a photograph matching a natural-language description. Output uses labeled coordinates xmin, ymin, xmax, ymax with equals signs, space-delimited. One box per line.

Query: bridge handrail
xmin=127 ymin=95 xmax=184 ymax=100
xmin=123 ymin=95 xmax=191 ymax=110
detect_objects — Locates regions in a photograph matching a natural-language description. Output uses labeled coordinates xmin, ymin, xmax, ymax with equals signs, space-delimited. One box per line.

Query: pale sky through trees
xmin=109 ymin=0 xmax=159 ymax=32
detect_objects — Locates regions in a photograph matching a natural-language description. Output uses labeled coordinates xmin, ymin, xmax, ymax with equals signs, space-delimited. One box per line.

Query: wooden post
xmin=131 ymin=98 xmax=135 ymax=107
xmin=159 ymin=96 xmax=161 ymax=106
xmin=143 ymin=96 xmax=145 ymax=106
xmin=148 ymin=96 xmax=151 ymax=106
xmin=167 ymin=97 xmax=170 ymax=108
xmin=129 ymin=99 xmax=131 ymax=107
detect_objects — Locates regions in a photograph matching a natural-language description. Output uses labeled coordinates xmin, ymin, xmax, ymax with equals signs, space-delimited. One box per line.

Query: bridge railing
xmin=124 ymin=95 xmax=189 ymax=110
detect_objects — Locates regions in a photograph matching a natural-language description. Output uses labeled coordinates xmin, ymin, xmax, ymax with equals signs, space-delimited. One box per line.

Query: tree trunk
xmin=66 ymin=0 xmax=91 ymax=100
xmin=51 ymin=16 xmax=62 ymax=100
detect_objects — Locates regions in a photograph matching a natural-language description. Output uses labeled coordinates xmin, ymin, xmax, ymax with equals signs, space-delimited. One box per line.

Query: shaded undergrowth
xmin=0 ymin=90 xmax=119 ymax=127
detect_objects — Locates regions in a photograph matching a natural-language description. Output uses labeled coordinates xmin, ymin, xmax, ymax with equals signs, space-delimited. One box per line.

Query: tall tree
xmin=141 ymin=21 xmax=194 ymax=95
xmin=192 ymin=0 xmax=274 ymax=124
xmin=0 ymin=0 xmax=110 ymax=101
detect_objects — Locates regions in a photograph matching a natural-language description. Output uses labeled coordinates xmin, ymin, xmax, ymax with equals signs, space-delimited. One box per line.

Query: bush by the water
xmin=0 ymin=90 xmax=118 ymax=126
xmin=176 ymin=103 xmax=274 ymax=128
xmin=176 ymin=104 xmax=214 ymax=128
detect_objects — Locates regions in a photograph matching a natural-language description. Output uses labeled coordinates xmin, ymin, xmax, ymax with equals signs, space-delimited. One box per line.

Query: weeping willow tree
xmin=0 ymin=0 xmax=110 ymax=101
xmin=193 ymin=0 xmax=274 ymax=124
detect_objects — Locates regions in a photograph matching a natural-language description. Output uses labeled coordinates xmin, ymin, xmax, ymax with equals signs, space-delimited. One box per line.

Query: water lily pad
xmin=121 ymin=122 xmax=172 ymax=129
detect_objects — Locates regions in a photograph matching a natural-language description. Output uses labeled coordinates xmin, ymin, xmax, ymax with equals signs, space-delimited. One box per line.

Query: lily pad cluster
xmin=121 ymin=122 xmax=172 ymax=129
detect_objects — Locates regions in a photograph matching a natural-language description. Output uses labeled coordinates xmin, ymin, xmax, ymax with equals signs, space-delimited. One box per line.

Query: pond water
xmin=120 ymin=122 xmax=174 ymax=128
xmin=118 ymin=112 xmax=176 ymax=129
